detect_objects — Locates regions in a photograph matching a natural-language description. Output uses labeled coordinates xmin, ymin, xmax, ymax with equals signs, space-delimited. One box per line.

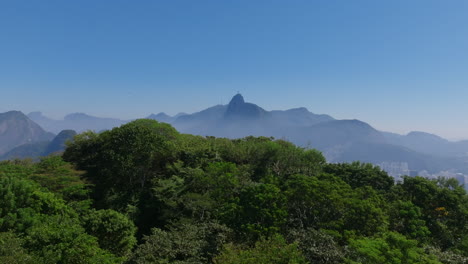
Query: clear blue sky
xmin=1 ymin=0 xmax=467 ymax=139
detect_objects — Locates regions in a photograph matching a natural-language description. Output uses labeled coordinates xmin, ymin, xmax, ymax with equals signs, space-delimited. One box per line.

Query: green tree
xmin=396 ymin=176 xmax=468 ymax=249
xmin=31 ymin=156 xmax=92 ymax=213
xmin=0 ymin=175 xmax=76 ymax=232
xmin=324 ymin=162 xmax=394 ymax=192
xmin=343 ymin=186 xmax=389 ymax=237
xmin=129 ymin=222 xmax=231 ymax=264
xmin=284 ymin=173 xmax=351 ymax=231
xmin=81 ymin=209 xmax=137 ymax=257
xmin=24 ymin=215 xmax=121 ymax=264
xmin=285 ymin=174 xmax=388 ymax=238
xmin=286 ymin=228 xmax=344 ymax=264
xmin=214 ymin=234 xmax=307 ymax=264
xmin=225 ymin=183 xmax=287 ymax=240
xmin=63 ymin=120 xmax=180 ymax=236
xmin=0 ymin=172 xmax=121 ymax=263
xmin=389 ymin=200 xmax=430 ymax=241
xmin=63 ymin=120 xmax=179 ymax=206
xmin=346 ymin=232 xmax=441 ymax=264
xmin=0 ymin=231 xmax=35 ymax=264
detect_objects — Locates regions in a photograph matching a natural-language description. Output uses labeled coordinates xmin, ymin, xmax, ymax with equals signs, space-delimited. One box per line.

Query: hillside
xmin=0 ymin=129 xmax=77 ymax=160
xmin=164 ymin=94 xmax=468 ymax=174
xmin=28 ymin=112 xmax=127 ymax=134
xmin=0 ymin=111 xmax=54 ymax=155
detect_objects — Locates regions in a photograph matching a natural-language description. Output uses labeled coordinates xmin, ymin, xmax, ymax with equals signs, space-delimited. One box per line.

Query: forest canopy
xmin=0 ymin=119 xmax=466 ymax=263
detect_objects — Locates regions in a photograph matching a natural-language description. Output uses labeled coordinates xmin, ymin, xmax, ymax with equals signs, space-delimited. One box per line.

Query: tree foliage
xmin=214 ymin=234 xmax=307 ymax=264
xmin=0 ymin=119 xmax=465 ymax=263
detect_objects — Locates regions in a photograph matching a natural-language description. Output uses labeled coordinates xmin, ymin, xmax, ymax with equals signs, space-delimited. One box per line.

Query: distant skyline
xmin=1 ymin=1 xmax=468 ymax=140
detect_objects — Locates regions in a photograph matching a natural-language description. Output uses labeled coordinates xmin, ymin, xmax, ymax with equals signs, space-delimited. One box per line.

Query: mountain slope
xmin=268 ymin=107 xmax=334 ymax=127
xmin=223 ymin=93 xmax=268 ymax=121
xmin=166 ymin=94 xmax=468 ymax=174
xmin=147 ymin=113 xmax=174 ymax=123
xmin=45 ymin=130 xmax=77 ymax=155
xmin=383 ymin=131 xmax=468 ymax=158
xmin=287 ymin=119 xmax=386 ymax=150
xmin=172 ymin=94 xmax=335 ymax=138
xmin=14 ymin=94 xmax=468 ymax=174
xmin=28 ymin=112 xmax=127 ymax=133
xmin=0 ymin=111 xmax=55 ymax=155
xmin=1 ymin=129 xmax=77 ymax=160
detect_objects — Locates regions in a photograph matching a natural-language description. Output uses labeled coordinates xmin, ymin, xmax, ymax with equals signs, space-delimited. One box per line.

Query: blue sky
xmin=1 ymin=0 xmax=467 ymax=139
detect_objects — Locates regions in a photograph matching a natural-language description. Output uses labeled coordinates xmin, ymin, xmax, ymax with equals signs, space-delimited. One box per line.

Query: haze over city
xmin=1 ymin=0 xmax=468 ymax=139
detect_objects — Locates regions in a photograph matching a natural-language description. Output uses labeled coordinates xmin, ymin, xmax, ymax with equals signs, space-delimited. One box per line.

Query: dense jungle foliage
xmin=0 ymin=119 xmax=467 ymax=263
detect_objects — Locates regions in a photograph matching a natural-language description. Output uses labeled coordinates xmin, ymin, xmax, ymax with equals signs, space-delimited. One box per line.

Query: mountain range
xmin=27 ymin=111 xmax=127 ymax=134
xmin=0 ymin=111 xmax=76 ymax=160
xmin=3 ymin=94 xmax=468 ymax=178
xmin=1 ymin=130 xmax=77 ymax=161
xmin=0 ymin=111 xmax=55 ymax=155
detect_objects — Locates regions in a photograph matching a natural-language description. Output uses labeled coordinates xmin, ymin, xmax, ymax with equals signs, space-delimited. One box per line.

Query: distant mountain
xmin=45 ymin=130 xmax=77 ymax=155
xmin=223 ymin=93 xmax=268 ymax=121
xmin=382 ymin=131 xmax=468 ymax=158
xmin=170 ymin=95 xmax=378 ymax=144
xmin=167 ymin=94 xmax=373 ymax=141
xmin=175 ymin=105 xmax=228 ymax=124
xmin=164 ymin=94 xmax=468 ymax=174
xmin=286 ymin=119 xmax=385 ymax=150
xmin=171 ymin=94 xmax=335 ymax=138
xmin=146 ymin=112 xmax=188 ymax=123
xmin=147 ymin=113 xmax=174 ymax=123
xmin=0 ymin=111 xmax=55 ymax=155
xmin=0 ymin=142 xmax=50 ymax=161
xmin=1 ymin=129 xmax=76 ymax=160
xmin=268 ymin=107 xmax=334 ymax=127
xmin=28 ymin=112 xmax=127 ymax=133
xmin=172 ymin=104 xmax=229 ymax=136
xmin=11 ymin=94 xmax=468 ymax=175
xmin=28 ymin=111 xmax=58 ymax=131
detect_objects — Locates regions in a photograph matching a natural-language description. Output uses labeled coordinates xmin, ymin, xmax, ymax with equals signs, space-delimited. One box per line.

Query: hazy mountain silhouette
xmin=1 ymin=129 xmax=76 ymax=160
xmin=146 ymin=112 xmax=188 ymax=123
xmin=147 ymin=113 xmax=174 ymax=123
xmin=170 ymin=95 xmax=377 ymax=147
xmin=223 ymin=93 xmax=268 ymax=120
xmin=165 ymin=94 xmax=468 ymax=173
xmin=268 ymin=107 xmax=334 ymax=127
xmin=383 ymin=131 xmax=468 ymax=158
xmin=5 ymin=94 xmax=468 ymax=174
xmin=28 ymin=112 xmax=127 ymax=133
xmin=45 ymin=130 xmax=77 ymax=154
xmin=286 ymin=119 xmax=385 ymax=149
xmin=28 ymin=111 xmax=58 ymax=132
xmin=170 ymin=94 xmax=335 ymax=138
xmin=0 ymin=111 xmax=54 ymax=155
